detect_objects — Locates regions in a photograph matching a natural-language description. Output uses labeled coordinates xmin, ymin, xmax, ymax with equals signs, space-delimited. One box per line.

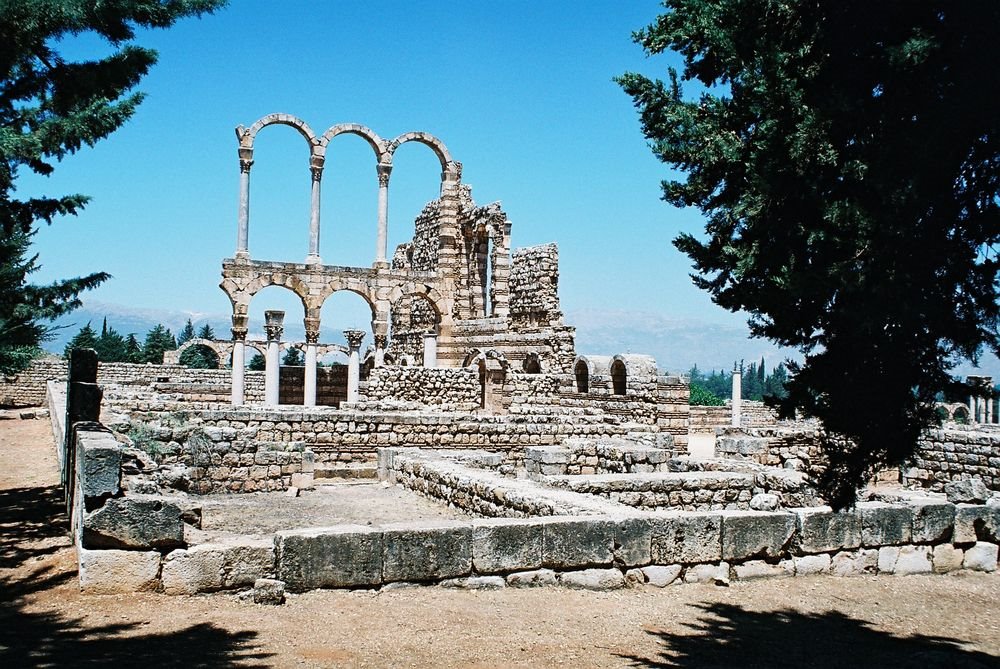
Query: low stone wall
xmin=689 ymin=405 xmax=730 ymax=433
xmin=362 ymin=366 xmax=481 ymax=410
xmin=716 ymin=426 xmax=826 ymax=477
xmin=524 ymin=438 xmax=675 ymax=476
xmin=1 ymin=357 xmax=66 ymax=406
xmin=904 ymin=427 xmax=1000 ymax=492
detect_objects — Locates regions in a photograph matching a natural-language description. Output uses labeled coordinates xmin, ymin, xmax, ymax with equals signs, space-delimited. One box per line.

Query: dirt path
xmin=2 ymin=414 xmax=999 ymax=668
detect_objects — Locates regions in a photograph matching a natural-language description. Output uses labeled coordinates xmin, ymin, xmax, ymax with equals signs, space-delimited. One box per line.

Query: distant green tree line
xmin=689 ymin=358 xmax=789 ymax=406
xmin=63 ymin=317 xmax=219 ymax=368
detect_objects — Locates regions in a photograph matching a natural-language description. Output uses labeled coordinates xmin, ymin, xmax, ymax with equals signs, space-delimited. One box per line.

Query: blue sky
xmin=19 ymin=1 xmax=1000 ymax=377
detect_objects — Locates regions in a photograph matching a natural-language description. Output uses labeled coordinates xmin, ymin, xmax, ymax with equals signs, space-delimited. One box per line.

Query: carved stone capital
xmin=264 ymin=325 xmax=283 ymax=342
xmin=377 ymin=163 xmax=393 ymax=188
xmin=374 ymin=334 xmax=388 ymax=349
xmin=311 ymin=166 xmax=323 ymax=183
xmin=230 ymin=327 xmax=248 ymax=341
xmin=305 ymin=329 xmax=320 ymax=344
xmin=343 ymin=329 xmax=366 ymax=351
xmin=240 ymin=158 xmax=254 ymax=174
xmin=264 ymin=310 xmax=284 ymax=342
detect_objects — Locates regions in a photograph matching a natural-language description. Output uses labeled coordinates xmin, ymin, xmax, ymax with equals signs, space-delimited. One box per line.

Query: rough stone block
xmin=649 ymin=513 xmax=722 ymax=564
xmin=162 ymin=547 xmax=224 ymax=595
xmin=963 ymin=542 xmax=999 ymax=572
xmin=683 ymin=562 xmax=729 ymax=584
xmin=440 ymin=575 xmax=505 ymax=590
xmin=506 ymin=569 xmax=557 ymax=588
xmin=382 ymin=521 xmax=472 ymax=583
xmin=877 ymin=546 xmax=900 ymax=573
xmin=894 ymin=546 xmax=932 ymax=575
xmin=954 ymin=505 xmax=1000 ymax=544
xmin=831 ymin=549 xmax=877 ymax=577
xmin=945 ymin=478 xmax=990 ymax=504
xmin=733 ymin=560 xmax=793 ymax=581
xmin=909 ymin=500 xmax=955 ymax=544
xmin=641 ymin=564 xmax=682 ymax=587
xmin=290 ymin=473 xmax=314 ymax=490
xmin=253 ymin=578 xmax=285 ymax=605
xmin=624 ymin=568 xmax=646 ymax=587
xmin=794 ymin=554 xmax=831 ymax=576
xmin=858 ymin=503 xmax=912 ymax=547
xmin=78 ymin=547 xmax=161 ymax=594
xmin=559 ymin=568 xmax=625 ymax=590
xmin=82 ymin=497 xmax=184 ymax=550
xmin=613 ymin=515 xmax=654 ymax=567
xmin=721 ymin=511 xmax=796 ymax=561
xmin=79 ymin=432 xmax=122 ymax=500
xmin=275 ymin=525 xmax=383 ymax=591
xmin=932 ymin=544 xmax=964 ymax=573
xmin=472 ymin=519 xmax=542 ymax=574
xmin=541 ymin=517 xmax=614 ymax=569
xmin=795 ymin=508 xmax=861 ymax=554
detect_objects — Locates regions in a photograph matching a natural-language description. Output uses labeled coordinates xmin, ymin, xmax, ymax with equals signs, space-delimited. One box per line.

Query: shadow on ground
xmin=618 ymin=602 xmax=999 ymax=669
xmin=0 ymin=482 xmax=272 ymax=667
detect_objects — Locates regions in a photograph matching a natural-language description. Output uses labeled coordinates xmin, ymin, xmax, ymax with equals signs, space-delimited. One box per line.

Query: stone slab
xmin=78 ymin=547 xmax=161 ymax=594
xmin=559 ymin=568 xmax=625 ymax=590
xmin=858 ymin=503 xmax=912 ymax=546
xmin=382 ymin=521 xmax=472 ymax=583
xmin=795 ymin=508 xmax=861 ymax=554
xmin=540 ymin=517 xmax=614 ymax=569
xmin=721 ymin=511 xmax=796 ymax=561
xmin=82 ymin=497 xmax=184 ymax=550
xmin=275 ymin=525 xmax=383 ymax=591
xmin=472 ymin=518 xmax=543 ymax=574
xmin=649 ymin=513 xmax=722 ymax=565
xmin=909 ymin=500 xmax=955 ymax=544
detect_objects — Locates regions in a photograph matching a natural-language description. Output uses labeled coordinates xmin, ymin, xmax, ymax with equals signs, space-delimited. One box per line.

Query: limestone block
xmin=290 ymin=473 xmax=314 ymax=490
xmin=683 ymin=562 xmax=730 ymax=584
xmin=795 ymin=508 xmax=862 ymax=554
xmin=382 ymin=521 xmax=472 ymax=583
xmin=559 ymin=568 xmax=625 ymax=590
xmin=79 ymin=432 xmax=122 ymax=500
xmin=733 ymin=560 xmax=793 ymax=581
xmin=720 ymin=511 xmax=796 ymax=561
xmin=612 ymin=515 xmax=655 ymax=568
xmin=749 ymin=494 xmax=779 ymax=511
xmin=641 ymin=565 xmax=682 ymax=587
xmin=894 ymin=546 xmax=932 ymax=575
xmin=954 ymin=505 xmax=1000 ymax=544
xmin=830 ymin=548 xmax=878 ymax=577
xmin=275 ymin=525 xmax=383 ymax=591
xmin=931 ymin=544 xmax=964 ymax=573
xmin=82 ymin=497 xmax=184 ymax=550
xmin=506 ymin=569 xmax=558 ymax=588
xmin=540 ymin=517 xmax=614 ymax=569
xmin=945 ymin=478 xmax=990 ymax=504
xmin=162 ymin=547 xmax=224 ymax=595
xmin=78 ymin=547 xmax=161 ymax=594
xmin=253 ymin=578 xmax=285 ymax=605
xmin=794 ymin=554 xmax=831 ymax=576
xmin=649 ymin=512 xmax=722 ymax=564
xmin=440 ymin=575 xmax=506 ymax=590
xmin=624 ymin=568 xmax=646 ymax=587
xmin=909 ymin=500 xmax=955 ymax=544
xmin=963 ymin=542 xmax=999 ymax=572
xmin=472 ymin=519 xmax=543 ymax=574
xmin=858 ymin=503 xmax=913 ymax=546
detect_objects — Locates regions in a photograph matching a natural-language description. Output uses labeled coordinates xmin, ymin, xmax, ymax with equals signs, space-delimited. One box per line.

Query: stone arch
xmin=463 ymin=348 xmax=510 ymax=372
xmin=242 ymin=113 xmax=318 ymax=148
xmin=951 ymin=404 xmax=970 ymax=424
xmin=610 ymin=357 xmax=627 ymax=396
xmin=574 ymin=358 xmax=589 ymax=394
xmin=244 ymin=273 xmax=312 ymax=306
xmin=317 ymin=123 xmax=386 ymax=163
xmin=386 ymin=131 xmax=454 ymax=173
xmin=170 ymin=338 xmax=226 ymax=366
xmin=316 ymin=281 xmax=378 ymax=318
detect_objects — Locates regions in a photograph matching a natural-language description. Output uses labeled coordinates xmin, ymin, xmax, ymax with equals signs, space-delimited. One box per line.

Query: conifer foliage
xmin=0 ymin=0 xmax=225 ymax=373
xmin=620 ymin=2 xmax=1000 ymax=507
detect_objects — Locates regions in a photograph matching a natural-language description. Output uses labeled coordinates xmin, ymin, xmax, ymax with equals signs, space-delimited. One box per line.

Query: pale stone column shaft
xmin=731 ymin=370 xmax=742 ymax=428
xmin=376 ymin=164 xmax=391 ymax=263
xmin=237 ymin=159 xmax=252 ymax=257
xmin=374 ymin=334 xmax=387 ymax=368
xmin=231 ymin=342 xmax=245 ymax=405
xmin=304 ymin=344 xmax=317 ymax=407
xmin=307 ymin=167 xmax=322 ymax=264
xmin=423 ymin=331 xmax=438 ymax=369
xmin=344 ymin=330 xmax=365 ymax=404
xmin=263 ymin=310 xmax=284 ymax=407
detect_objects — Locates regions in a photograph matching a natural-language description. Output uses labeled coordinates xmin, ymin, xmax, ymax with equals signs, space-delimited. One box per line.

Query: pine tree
xmin=282 ymin=347 xmax=304 ymax=366
xmin=123 ymin=333 xmax=143 ymax=363
xmin=94 ymin=317 xmax=127 ymax=362
xmin=141 ymin=324 xmax=176 ymax=364
xmin=0 ymin=0 xmax=225 ymax=374
xmin=197 ymin=323 xmax=215 ymax=340
xmin=248 ymin=353 xmax=266 ymax=371
xmin=177 ymin=319 xmax=196 ymax=346
xmin=64 ymin=322 xmax=98 ymax=358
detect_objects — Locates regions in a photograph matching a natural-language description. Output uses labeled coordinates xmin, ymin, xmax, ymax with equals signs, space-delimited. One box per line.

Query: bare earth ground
xmin=2 ymin=415 xmax=1000 ymax=668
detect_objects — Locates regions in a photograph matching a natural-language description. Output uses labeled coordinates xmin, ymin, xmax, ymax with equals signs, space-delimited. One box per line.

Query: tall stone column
xmin=303 ymin=324 xmax=319 ymax=407
xmin=306 ymin=164 xmax=323 ymax=265
xmin=264 ymin=310 xmax=284 ymax=406
xmin=230 ymin=316 xmax=248 ymax=406
xmin=375 ymin=163 xmax=392 ymax=265
xmin=344 ymin=329 xmax=365 ymax=404
xmin=423 ymin=330 xmax=438 ymax=368
xmin=988 ymin=397 xmax=994 ymax=424
xmin=237 ymin=155 xmax=253 ymax=259
xmin=731 ymin=368 xmax=742 ymax=428
xmin=374 ymin=334 xmax=388 ymax=368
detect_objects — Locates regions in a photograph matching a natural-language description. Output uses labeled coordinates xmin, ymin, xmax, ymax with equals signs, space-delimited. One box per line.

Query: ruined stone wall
xmin=362 ymin=367 xmax=481 ymax=409
xmin=904 ymin=427 xmax=1000 ymax=492
xmin=443 ymin=319 xmax=577 ymax=374
xmin=523 ymin=440 xmax=676 ymax=476
xmin=509 ymin=244 xmax=561 ymax=328
xmin=1 ymin=357 xmax=65 ymax=406
xmin=689 ymin=405 xmax=731 ymax=432
xmin=715 ymin=426 xmax=827 ymax=479
xmin=279 ymin=366 xmax=345 ymax=407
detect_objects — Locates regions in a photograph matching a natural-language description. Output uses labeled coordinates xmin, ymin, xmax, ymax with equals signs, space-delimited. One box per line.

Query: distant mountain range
xmin=45 ymin=300 xmax=1000 ymax=378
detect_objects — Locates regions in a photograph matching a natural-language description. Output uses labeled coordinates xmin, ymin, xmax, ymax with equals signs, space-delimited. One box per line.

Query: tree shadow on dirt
xmin=0 ymin=564 xmax=273 ymax=667
xmin=0 ymin=484 xmax=70 ymax=568
xmin=618 ymin=602 xmax=999 ymax=669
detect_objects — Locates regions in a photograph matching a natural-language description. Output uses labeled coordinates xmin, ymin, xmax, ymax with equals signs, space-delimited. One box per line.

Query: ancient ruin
xmin=2 ymin=115 xmax=999 ymax=597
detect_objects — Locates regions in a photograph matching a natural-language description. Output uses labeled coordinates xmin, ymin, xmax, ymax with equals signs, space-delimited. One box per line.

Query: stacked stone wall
xmin=1 ymin=357 xmax=66 ymax=406
xmin=509 ymin=244 xmax=561 ymax=328
xmin=716 ymin=426 xmax=827 ymax=479
xmin=362 ymin=367 xmax=481 ymax=409
xmin=904 ymin=427 xmax=1000 ymax=492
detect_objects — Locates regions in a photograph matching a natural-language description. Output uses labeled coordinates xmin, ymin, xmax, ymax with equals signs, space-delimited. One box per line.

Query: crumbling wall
xmin=904 ymin=427 xmax=1000 ymax=492
xmin=716 ymin=426 xmax=827 ymax=479
xmin=362 ymin=367 xmax=481 ymax=409
xmin=509 ymin=244 xmax=561 ymax=328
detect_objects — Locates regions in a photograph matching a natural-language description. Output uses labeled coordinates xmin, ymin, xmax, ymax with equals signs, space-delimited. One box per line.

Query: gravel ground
xmin=2 ymin=414 xmax=1000 ymax=668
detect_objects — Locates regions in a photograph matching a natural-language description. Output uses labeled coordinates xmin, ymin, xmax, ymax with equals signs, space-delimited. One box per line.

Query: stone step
xmin=313 ymin=463 xmax=378 ymax=480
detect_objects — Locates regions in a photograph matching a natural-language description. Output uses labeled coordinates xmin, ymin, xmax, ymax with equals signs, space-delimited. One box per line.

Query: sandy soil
xmin=2 ymin=414 xmax=999 ymax=668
